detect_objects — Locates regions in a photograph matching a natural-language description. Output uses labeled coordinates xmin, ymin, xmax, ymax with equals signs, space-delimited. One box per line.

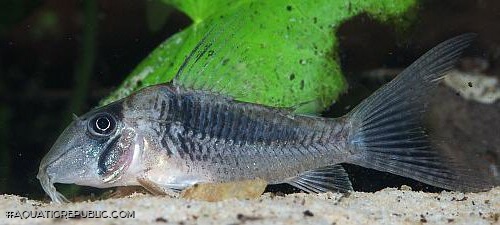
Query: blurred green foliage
xmin=103 ymin=0 xmax=417 ymax=114
xmin=0 ymin=0 xmax=42 ymax=34
xmin=146 ymin=0 xmax=174 ymax=32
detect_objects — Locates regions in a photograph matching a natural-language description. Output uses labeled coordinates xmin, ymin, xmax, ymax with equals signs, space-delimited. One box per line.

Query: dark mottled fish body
xmin=37 ymin=33 xmax=493 ymax=203
xmin=123 ymin=86 xmax=348 ymax=185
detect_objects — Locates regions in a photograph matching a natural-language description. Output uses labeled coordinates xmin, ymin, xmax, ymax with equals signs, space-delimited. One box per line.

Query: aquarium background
xmin=1 ymin=0 xmax=499 ymax=200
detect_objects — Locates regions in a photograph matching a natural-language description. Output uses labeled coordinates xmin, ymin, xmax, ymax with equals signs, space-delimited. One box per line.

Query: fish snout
xmin=36 ymin=161 xmax=69 ymax=203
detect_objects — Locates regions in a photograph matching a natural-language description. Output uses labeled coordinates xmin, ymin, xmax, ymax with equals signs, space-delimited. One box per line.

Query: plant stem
xmin=66 ymin=0 xmax=97 ymax=118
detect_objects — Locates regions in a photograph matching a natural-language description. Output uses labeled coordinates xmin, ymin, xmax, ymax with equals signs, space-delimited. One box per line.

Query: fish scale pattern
xmin=143 ymin=87 xmax=348 ymax=182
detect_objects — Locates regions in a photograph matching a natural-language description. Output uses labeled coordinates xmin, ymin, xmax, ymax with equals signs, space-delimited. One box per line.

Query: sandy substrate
xmin=1 ymin=187 xmax=499 ymax=225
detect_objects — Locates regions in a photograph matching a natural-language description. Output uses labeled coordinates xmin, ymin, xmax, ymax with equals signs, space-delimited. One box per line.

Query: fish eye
xmin=88 ymin=113 xmax=116 ymax=137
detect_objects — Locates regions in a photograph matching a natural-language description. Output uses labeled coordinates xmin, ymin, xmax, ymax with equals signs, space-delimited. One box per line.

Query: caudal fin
xmin=346 ymin=34 xmax=491 ymax=192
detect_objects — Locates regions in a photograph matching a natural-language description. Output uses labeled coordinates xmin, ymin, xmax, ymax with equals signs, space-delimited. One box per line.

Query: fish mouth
xmin=36 ymin=166 xmax=69 ymax=203
xmin=37 ymin=137 xmax=77 ymax=203
xmin=37 ymin=120 xmax=80 ymax=203
xmin=37 ymin=145 xmax=70 ymax=203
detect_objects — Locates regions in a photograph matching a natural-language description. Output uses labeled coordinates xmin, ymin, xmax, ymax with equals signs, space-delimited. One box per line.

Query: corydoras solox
xmin=37 ymin=33 xmax=491 ymax=203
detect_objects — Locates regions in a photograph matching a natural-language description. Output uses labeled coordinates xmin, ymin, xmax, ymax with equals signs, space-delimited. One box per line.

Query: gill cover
xmin=97 ymin=128 xmax=135 ymax=183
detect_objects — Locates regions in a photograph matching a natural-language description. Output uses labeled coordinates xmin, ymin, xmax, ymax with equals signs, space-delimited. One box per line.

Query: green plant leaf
xmin=103 ymin=0 xmax=416 ymax=113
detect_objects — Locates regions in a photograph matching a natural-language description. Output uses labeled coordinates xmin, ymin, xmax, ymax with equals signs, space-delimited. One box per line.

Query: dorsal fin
xmin=172 ymin=28 xmax=324 ymax=115
xmin=172 ymin=13 xmax=255 ymax=100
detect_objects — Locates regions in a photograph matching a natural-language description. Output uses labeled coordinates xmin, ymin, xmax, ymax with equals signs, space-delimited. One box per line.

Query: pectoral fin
xmin=137 ymin=177 xmax=180 ymax=197
xmin=285 ymin=165 xmax=353 ymax=193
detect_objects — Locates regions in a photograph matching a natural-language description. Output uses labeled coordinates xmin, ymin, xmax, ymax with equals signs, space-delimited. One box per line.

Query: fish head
xmin=37 ymin=100 xmax=141 ymax=203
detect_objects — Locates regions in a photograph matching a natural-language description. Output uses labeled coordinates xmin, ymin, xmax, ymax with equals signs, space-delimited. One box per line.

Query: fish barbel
xmin=37 ymin=33 xmax=490 ymax=203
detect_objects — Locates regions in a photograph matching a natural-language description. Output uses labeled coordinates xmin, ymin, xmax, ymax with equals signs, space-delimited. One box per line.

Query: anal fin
xmin=285 ymin=165 xmax=353 ymax=193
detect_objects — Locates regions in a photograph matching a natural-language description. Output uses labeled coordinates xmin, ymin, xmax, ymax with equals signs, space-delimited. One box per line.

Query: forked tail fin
xmin=346 ymin=33 xmax=491 ymax=192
